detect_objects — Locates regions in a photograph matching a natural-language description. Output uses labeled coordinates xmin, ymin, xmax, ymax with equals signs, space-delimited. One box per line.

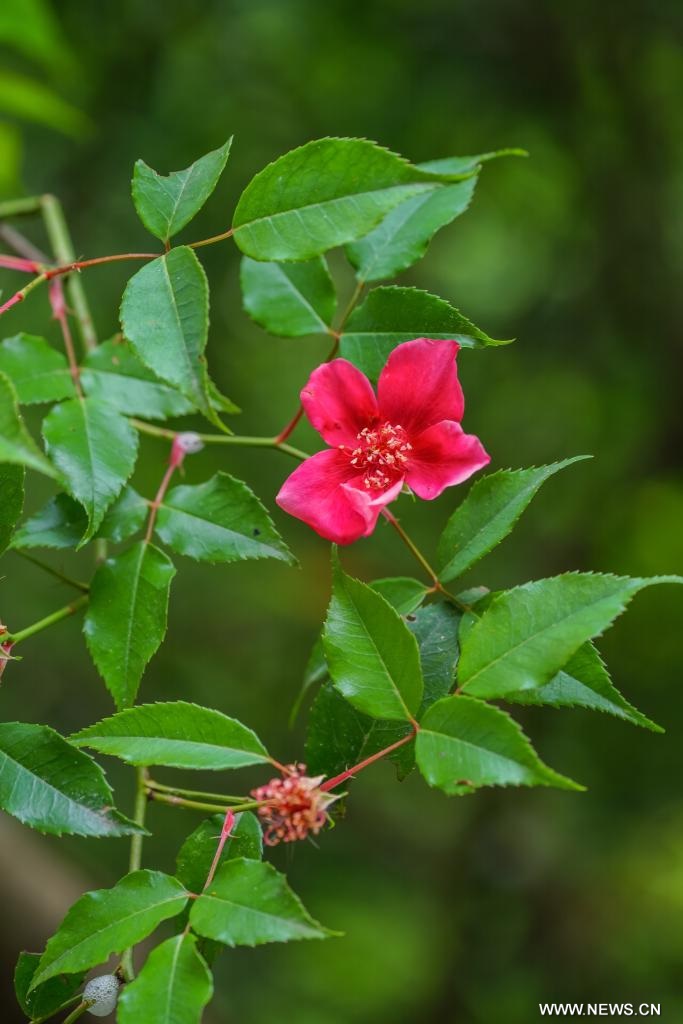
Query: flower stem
xmin=146 ymin=779 xmax=248 ymax=804
xmin=14 ymin=550 xmax=89 ymax=593
xmin=130 ymin=419 xmax=309 ymax=461
xmin=274 ymin=334 xmax=341 ymax=444
xmin=148 ymin=789 xmax=263 ymax=815
xmin=120 ymin=767 xmax=149 ymax=981
xmin=7 ymin=595 xmax=89 ymax=646
xmin=381 ymin=509 xmax=470 ymax=612
xmin=321 ymin=727 xmax=418 ymax=792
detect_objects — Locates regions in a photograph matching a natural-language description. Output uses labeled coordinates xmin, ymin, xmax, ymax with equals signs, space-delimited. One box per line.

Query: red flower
xmin=276 ymin=338 xmax=490 ymax=544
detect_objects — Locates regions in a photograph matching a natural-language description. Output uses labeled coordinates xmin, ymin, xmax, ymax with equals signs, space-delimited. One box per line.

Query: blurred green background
xmin=1 ymin=1 xmax=682 ymax=1021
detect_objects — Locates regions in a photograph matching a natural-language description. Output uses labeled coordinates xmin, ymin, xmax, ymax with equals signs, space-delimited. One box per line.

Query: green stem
xmin=146 ymin=779 xmax=248 ymax=803
xmin=39 ymin=195 xmax=98 ymax=353
xmin=120 ymin=767 xmax=149 ymax=981
xmin=381 ymin=509 xmax=470 ymax=612
xmin=14 ymin=550 xmax=89 ymax=593
xmin=29 ymin=994 xmax=82 ymax=1023
xmin=148 ymin=789 xmax=263 ymax=815
xmin=0 ymin=196 xmax=42 ymax=218
xmin=7 ymin=595 xmax=88 ymax=645
xmin=130 ymin=419 xmax=309 ymax=461
xmin=62 ymin=1001 xmax=93 ymax=1024
xmin=189 ymin=227 xmax=234 ymax=250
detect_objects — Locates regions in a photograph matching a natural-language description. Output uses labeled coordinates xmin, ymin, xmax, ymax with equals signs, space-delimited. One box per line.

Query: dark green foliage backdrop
xmin=1 ymin=1 xmax=681 ymax=1021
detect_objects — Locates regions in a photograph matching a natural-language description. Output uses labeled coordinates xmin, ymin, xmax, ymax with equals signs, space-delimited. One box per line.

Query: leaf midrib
xmin=336 ymin=579 xmax=417 ymax=719
xmin=197 ymin=891 xmax=319 ymax=939
xmin=461 ymin=581 xmax=636 ymax=690
xmin=0 ymin=745 xmax=114 ymax=833
xmin=34 ymin=890 xmax=188 ymax=986
xmin=158 ymin=500 xmax=286 ymax=558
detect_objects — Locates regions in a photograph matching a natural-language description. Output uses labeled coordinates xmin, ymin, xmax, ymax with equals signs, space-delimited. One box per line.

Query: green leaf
xmin=369 ymin=576 xmax=429 ymax=615
xmin=346 ymin=177 xmax=477 ymax=283
xmin=0 ymin=333 xmax=75 ymax=403
xmin=506 ymin=641 xmax=662 ymax=732
xmin=305 ymin=682 xmax=412 ymax=781
xmin=30 ymin=871 xmax=189 ymax=989
xmin=323 ymin=554 xmax=423 ymax=721
xmin=12 ymin=487 xmax=147 ymax=550
xmin=340 ymin=286 xmax=507 ymax=381
xmin=307 ymin=602 xmax=459 ymax=780
xmin=437 ymin=458 xmax=591 ymax=583
xmin=190 ymin=858 xmax=334 ymax=946
xmin=119 ymin=247 xmax=218 ymax=423
xmin=0 ymin=371 xmax=59 ymax=479
xmin=459 ymin=574 xmax=683 ymax=700
xmin=132 ymin=138 xmax=232 ymax=242
xmin=410 ymin=601 xmax=461 ymax=712
xmin=417 ymin=147 xmax=528 ymax=177
xmin=71 ymin=701 xmax=270 ymax=770
xmin=232 ymin=137 xmax=472 ymax=261
xmin=42 ymin=397 xmax=139 ymax=543
xmin=83 ymin=542 xmax=176 ymax=709
xmin=97 ymin=487 xmax=148 ymax=543
xmin=0 ymin=462 xmax=23 ymax=555
xmin=14 ymin=951 xmax=85 ymax=1021
xmin=155 ymin=471 xmax=295 ymax=565
xmin=0 ymin=721 xmax=143 ymax=837
xmin=416 ymin=695 xmax=582 ymax=794
xmin=117 ymin=933 xmax=213 ymax=1024
xmin=175 ymin=812 xmax=263 ymax=894
xmin=81 ymin=339 xmax=197 ymax=420
xmin=240 ymin=255 xmax=337 ymax=337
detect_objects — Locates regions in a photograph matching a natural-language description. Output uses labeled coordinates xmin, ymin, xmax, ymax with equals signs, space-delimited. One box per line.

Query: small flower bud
xmin=83 ymin=974 xmax=120 ymax=1017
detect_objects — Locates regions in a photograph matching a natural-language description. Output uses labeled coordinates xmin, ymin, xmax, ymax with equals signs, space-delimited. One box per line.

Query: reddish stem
xmin=0 ymin=292 xmax=23 ymax=315
xmin=320 ymin=727 xmax=418 ymax=792
xmin=274 ymin=405 xmax=305 ymax=445
xmin=0 ymin=254 xmax=39 ymax=273
xmin=273 ymin=335 xmax=340 ymax=445
xmin=144 ymin=435 xmax=189 ymax=543
xmin=50 ymin=279 xmax=82 ymax=396
xmin=203 ymin=810 xmax=236 ymax=891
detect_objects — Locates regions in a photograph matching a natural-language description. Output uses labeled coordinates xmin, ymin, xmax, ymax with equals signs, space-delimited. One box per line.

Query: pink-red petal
xmin=301 ymin=359 xmax=378 ymax=447
xmin=405 ymin=420 xmax=490 ymax=500
xmin=377 ymin=338 xmax=464 ymax=435
xmin=276 ymin=448 xmax=401 ymax=545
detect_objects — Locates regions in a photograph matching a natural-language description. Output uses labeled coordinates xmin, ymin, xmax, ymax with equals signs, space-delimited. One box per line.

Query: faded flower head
xmin=276 ymin=338 xmax=490 ymax=544
xmin=251 ymin=763 xmax=338 ymax=846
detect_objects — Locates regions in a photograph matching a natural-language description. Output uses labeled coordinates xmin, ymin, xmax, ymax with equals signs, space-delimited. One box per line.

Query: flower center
xmin=343 ymin=422 xmax=412 ymax=490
